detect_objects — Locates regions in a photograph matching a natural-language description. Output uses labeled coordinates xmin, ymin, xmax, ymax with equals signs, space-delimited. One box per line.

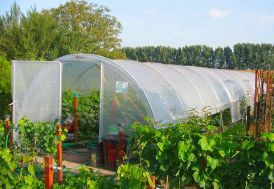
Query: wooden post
xmin=73 ymin=97 xmax=78 ymax=143
xmin=45 ymin=156 xmax=54 ymax=189
xmin=111 ymin=98 xmax=117 ymax=124
xmin=147 ymin=176 xmax=156 ymax=189
xmin=264 ymin=71 xmax=273 ymax=131
xmin=246 ymin=106 xmax=251 ymax=133
xmin=263 ymin=71 xmax=269 ymax=132
xmin=5 ymin=117 xmax=12 ymax=149
xmin=255 ymin=97 xmax=261 ymax=137
xmin=254 ymin=70 xmax=262 ymax=137
xmin=268 ymin=71 xmax=273 ymax=131
xmin=56 ymin=124 xmax=63 ymax=184
xmin=118 ymin=128 xmax=125 ymax=164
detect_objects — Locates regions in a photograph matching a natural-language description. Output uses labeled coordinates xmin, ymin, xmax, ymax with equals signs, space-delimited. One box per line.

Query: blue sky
xmin=0 ymin=0 xmax=273 ymax=48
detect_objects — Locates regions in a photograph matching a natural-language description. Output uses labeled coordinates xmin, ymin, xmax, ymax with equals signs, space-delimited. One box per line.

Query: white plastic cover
xmin=12 ymin=61 xmax=62 ymax=123
xmin=12 ymin=54 xmax=255 ymax=139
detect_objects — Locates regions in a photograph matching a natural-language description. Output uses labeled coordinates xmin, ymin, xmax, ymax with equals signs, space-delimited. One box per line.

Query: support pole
xmin=246 ymin=106 xmax=251 ymax=133
xmin=111 ymin=98 xmax=117 ymax=124
xmin=45 ymin=156 xmax=54 ymax=189
xmin=265 ymin=71 xmax=273 ymax=131
xmin=147 ymin=176 xmax=156 ymax=189
xmin=73 ymin=97 xmax=78 ymax=143
xmin=263 ymin=71 xmax=269 ymax=132
xmin=56 ymin=124 xmax=63 ymax=184
xmin=118 ymin=128 xmax=125 ymax=164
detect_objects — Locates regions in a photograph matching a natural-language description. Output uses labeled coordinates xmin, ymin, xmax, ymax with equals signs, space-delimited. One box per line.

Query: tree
xmin=45 ymin=0 xmax=125 ymax=59
xmin=223 ymin=47 xmax=233 ymax=69
xmin=0 ymin=1 xmax=125 ymax=60
xmin=0 ymin=56 xmax=11 ymax=117
xmin=214 ymin=47 xmax=224 ymax=68
xmin=0 ymin=4 xmax=61 ymax=60
xmin=201 ymin=45 xmax=214 ymax=68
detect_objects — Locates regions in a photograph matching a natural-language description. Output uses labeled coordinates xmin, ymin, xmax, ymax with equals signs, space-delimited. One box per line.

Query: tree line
xmin=123 ymin=44 xmax=274 ymax=70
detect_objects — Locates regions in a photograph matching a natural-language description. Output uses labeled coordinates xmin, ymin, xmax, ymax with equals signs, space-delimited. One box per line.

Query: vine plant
xmin=13 ymin=117 xmax=66 ymax=159
xmin=129 ymin=116 xmax=274 ymax=188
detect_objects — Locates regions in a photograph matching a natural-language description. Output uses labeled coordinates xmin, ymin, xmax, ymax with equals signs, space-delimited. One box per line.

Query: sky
xmin=0 ymin=0 xmax=273 ymax=48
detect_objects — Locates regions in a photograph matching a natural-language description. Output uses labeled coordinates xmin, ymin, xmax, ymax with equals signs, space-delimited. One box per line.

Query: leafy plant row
xmin=0 ymin=148 xmax=152 ymax=189
xmin=0 ymin=118 xmax=153 ymax=189
xmin=129 ymin=116 xmax=274 ymax=188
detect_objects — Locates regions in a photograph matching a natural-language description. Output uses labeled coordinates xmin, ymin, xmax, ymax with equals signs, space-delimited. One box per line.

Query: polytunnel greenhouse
xmin=12 ymin=54 xmax=255 ymax=139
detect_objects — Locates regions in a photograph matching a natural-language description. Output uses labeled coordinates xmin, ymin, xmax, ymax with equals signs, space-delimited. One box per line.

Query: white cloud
xmin=208 ymin=9 xmax=231 ymax=19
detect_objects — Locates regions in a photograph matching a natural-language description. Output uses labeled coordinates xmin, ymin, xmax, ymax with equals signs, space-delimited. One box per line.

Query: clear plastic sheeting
xmin=12 ymin=54 xmax=255 ymax=139
xmin=59 ymin=59 xmax=100 ymax=94
xmin=99 ymin=62 xmax=151 ymax=140
xmin=12 ymin=61 xmax=62 ymax=123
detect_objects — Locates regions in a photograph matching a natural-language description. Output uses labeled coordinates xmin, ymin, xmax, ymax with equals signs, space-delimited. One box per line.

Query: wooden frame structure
xmin=253 ymin=70 xmax=273 ymax=136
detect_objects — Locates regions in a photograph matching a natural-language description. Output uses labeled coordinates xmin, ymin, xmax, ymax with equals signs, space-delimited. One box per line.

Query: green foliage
xmin=14 ymin=117 xmax=66 ymax=157
xmin=0 ymin=56 xmax=11 ymax=117
xmin=117 ymin=164 xmax=152 ymax=189
xmin=0 ymin=149 xmax=43 ymax=189
xmin=0 ymin=1 xmax=125 ymax=61
xmin=62 ymin=90 xmax=100 ymax=141
xmin=123 ymin=44 xmax=274 ymax=70
xmin=53 ymin=166 xmax=115 ymax=189
xmin=54 ymin=164 xmax=153 ymax=189
xmin=129 ymin=117 xmax=274 ymax=188
xmin=0 ymin=120 xmax=5 ymax=148
xmin=44 ymin=0 xmax=125 ymax=59
xmin=0 ymin=4 xmax=60 ymax=60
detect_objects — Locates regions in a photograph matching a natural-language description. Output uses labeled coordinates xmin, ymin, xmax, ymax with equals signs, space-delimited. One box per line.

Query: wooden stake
xmin=118 ymin=128 xmax=125 ymax=164
xmin=246 ymin=106 xmax=251 ymax=133
xmin=73 ymin=97 xmax=78 ymax=143
xmin=56 ymin=124 xmax=63 ymax=184
xmin=166 ymin=175 xmax=169 ymax=189
xmin=45 ymin=156 xmax=54 ymax=189
xmin=147 ymin=176 xmax=156 ymax=189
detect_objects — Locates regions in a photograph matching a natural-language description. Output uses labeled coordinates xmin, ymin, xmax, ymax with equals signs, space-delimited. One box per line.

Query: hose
xmin=5 ymin=125 xmax=14 ymax=149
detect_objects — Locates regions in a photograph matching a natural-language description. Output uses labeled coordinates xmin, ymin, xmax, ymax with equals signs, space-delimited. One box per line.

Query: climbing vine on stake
xmin=14 ymin=117 xmax=67 ymax=157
